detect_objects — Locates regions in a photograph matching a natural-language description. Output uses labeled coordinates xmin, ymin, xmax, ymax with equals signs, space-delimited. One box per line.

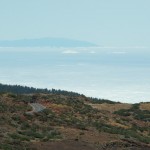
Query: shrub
xmin=0 ymin=103 xmax=7 ymax=112
xmin=114 ymin=109 xmax=131 ymax=116
xmin=20 ymin=122 xmax=30 ymax=130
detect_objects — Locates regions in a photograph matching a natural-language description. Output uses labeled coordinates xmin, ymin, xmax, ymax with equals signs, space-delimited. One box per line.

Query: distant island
xmin=0 ymin=38 xmax=97 ymax=48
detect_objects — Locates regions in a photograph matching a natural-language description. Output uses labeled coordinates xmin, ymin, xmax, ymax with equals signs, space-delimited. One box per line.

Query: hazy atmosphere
xmin=0 ymin=0 xmax=150 ymax=103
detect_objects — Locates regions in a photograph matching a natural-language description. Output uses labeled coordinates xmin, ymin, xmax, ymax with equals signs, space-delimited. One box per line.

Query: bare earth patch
xmin=31 ymin=140 xmax=96 ymax=150
xmin=58 ymin=127 xmax=119 ymax=144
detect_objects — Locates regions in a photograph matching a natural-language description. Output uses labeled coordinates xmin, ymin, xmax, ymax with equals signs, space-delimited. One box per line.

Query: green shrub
xmin=0 ymin=102 xmax=7 ymax=112
xmin=114 ymin=109 xmax=131 ymax=116
xmin=20 ymin=122 xmax=30 ymax=130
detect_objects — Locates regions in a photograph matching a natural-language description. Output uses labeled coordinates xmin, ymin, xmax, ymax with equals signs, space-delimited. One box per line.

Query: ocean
xmin=0 ymin=47 xmax=150 ymax=103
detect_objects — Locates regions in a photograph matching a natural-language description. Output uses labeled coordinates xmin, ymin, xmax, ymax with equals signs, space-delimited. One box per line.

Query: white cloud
xmin=62 ymin=50 xmax=79 ymax=54
xmin=89 ymin=51 xmax=96 ymax=54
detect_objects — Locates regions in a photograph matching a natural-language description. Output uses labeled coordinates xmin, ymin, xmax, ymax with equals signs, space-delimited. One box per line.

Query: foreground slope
xmin=0 ymin=91 xmax=150 ymax=150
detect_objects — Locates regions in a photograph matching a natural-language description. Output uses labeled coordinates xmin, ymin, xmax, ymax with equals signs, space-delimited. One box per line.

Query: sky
xmin=0 ymin=1 xmax=150 ymax=103
xmin=0 ymin=0 xmax=150 ymax=46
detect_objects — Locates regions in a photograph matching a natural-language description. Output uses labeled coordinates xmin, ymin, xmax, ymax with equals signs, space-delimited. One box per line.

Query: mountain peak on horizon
xmin=0 ymin=37 xmax=97 ymax=48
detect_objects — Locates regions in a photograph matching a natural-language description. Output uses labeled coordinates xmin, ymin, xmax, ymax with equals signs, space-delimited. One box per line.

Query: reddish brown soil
xmin=31 ymin=140 xmax=96 ymax=150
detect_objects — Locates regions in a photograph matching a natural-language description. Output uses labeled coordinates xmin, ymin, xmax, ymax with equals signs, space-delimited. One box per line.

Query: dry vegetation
xmin=0 ymin=93 xmax=150 ymax=150
xmin=140 ymin=103 xmax=150 ymax=111
xmin=88 ymin=103 xmax=132 ymax=113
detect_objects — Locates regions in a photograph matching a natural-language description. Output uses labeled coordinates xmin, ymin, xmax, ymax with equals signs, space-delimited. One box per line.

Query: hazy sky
xmin=0 ymin=0 xmax=150 ymax=46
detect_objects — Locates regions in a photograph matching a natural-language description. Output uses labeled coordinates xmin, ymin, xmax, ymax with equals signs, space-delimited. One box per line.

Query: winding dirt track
xmin=26 ymin=103 xmax=46 ymax=114
xmin=29 ymin=103 xmax=46 ymax=112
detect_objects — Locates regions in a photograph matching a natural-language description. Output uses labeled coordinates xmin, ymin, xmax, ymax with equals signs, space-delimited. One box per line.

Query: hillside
xmin=0 ymin=84 xmax=150 ymax=150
